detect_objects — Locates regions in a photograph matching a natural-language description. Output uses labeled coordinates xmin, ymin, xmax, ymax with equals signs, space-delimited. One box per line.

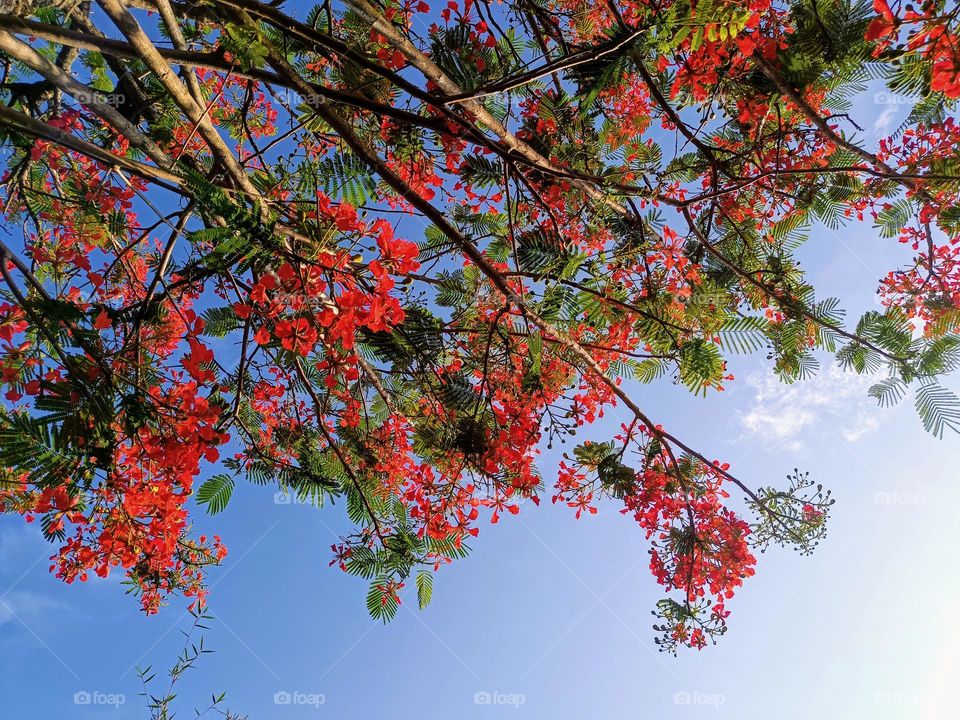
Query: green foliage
xmin=749 ymin=470 xmax=833 ymax=554
xmin=180 ymin=164 xmax=278 ymax=276
xmin=459 ymin=154 xmax=503 ymax=189
xmin=220 ymin=23 xmax=269 ymax=70
xmin=415 ymin=570 xmax=434 ymax=609
xmin=868 ymin=376 xmax=907 ymax=408
xmin=366 ymin=578 xmax=401 ymax=622
xmin=0 ymin=410 xmax=85 ymax=489
xmin=201 ymin=306 xmax=244 ymax=338
xmin=428 ymin=23 xmax=520 ymax=92
xmin=572 ymin=441 xmax=636 ymax=498
xmin=567 ymin=27 xmax=637 ymax=111
xmin=875 ymin=199 xmax=915 ymax=238
xmin=914 ymin=380 xmax=960 ymax=438
xmin=678 ymin=338 xmax=724 ymax=395
xmin=516 ymin=229 xmax=573 ymax=277
xmin=316 ymin=151 xmax=378 ymax=207
xmin=195 ymin=474 xmax=235 ymax=515
xmin=717 ymin=315 xmax=768 ymax=355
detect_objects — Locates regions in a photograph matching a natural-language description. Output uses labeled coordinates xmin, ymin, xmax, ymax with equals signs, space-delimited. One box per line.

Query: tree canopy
xmin=0 ymin=0 xmax=958 ymax=652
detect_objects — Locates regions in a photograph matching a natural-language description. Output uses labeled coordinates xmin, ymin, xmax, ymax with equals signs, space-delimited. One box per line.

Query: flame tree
xmin=0 ymin=0 xmax=958 ymax=651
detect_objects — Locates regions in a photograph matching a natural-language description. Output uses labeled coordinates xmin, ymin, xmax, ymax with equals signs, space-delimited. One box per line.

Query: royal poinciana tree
xmin=0 ymin=0 xmax=957 ymax=651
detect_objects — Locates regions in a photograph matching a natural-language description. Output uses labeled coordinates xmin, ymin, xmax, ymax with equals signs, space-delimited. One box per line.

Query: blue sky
xmin=2 ymin=15 xmax=959 ymax=720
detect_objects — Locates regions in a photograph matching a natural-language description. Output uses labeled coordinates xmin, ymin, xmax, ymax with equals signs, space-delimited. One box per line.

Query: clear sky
xmin=1 ymin=24 xmax=959 ymax=720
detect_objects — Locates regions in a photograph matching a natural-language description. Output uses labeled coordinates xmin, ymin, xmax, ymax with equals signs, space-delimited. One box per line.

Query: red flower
xmin=94 ymin=309 xmax=112 ymax=330
xmin=273 ymin=317 xmax=318 ymax=355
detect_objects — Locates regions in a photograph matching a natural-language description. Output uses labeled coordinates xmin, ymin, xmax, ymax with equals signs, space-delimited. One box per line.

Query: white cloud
xmin=871 ymin=105 xmax=898 ymax=136
xmin=739 ymin=364 xmax=885 ymax=449
xmin=0 ymin=591 xmax=64 ymax=627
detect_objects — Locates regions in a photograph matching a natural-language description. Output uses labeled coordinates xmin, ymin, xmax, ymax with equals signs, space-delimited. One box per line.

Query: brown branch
xmin=0 ymin=28 xmax=172 ymax=167
xmin=259 ymin=31 xmax=770 ymax=512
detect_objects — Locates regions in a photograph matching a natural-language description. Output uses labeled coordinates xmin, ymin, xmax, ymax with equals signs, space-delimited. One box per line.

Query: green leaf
xmin=868 ymin=377 xmax=906 ymax=408
xmin=366 ymin=577 xmax=400 ymax=622
xmin=459 ymin=154 xmax=503 ymax=189
xmin=527 ymin=331 xmax=543 ymax=373
xmin=201 ymin=306 xmax=243 ymax=338
xmin=678 ymin=338 xmax=724 ymax=395
xmin=0 ymin=411 xmax=84 ymax=488
xmin=316 ymin=152 xmax=378 ymax=207
xmin=914 ymin=380 xmax=960 ymax=438
xmin=415 ymin=570 xmax=433 ymax=609
xmin=717 ymin=315 xmax=768 ymax=354
xmin=874 ymin=199 xmax=915 ymax=238
xmin=195 ymin=474 xmax=235 ymax=515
